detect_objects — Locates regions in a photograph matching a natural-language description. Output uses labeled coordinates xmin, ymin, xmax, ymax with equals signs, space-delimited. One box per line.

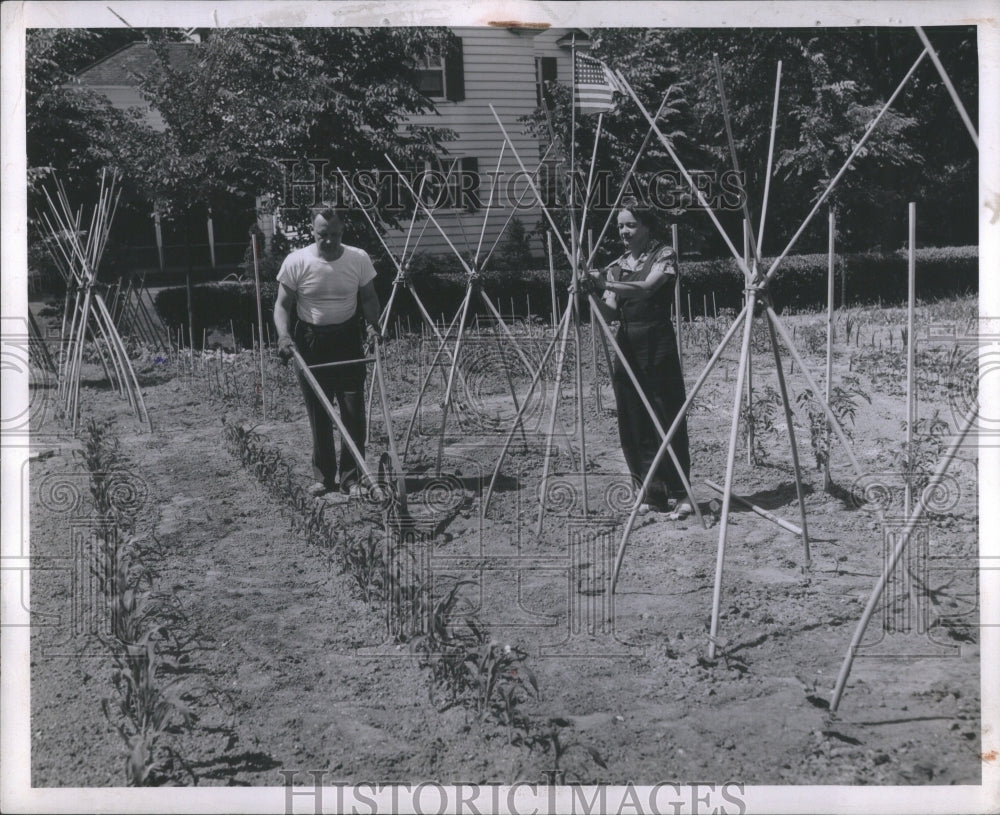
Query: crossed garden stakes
xmin=597 ymin=31 xmax=979 ymax=713
xmin=37 ymin=170 xmax=150 ymax=432
xmin=480 ymin=29 xmax=978 ymax=713
xmin=308 ymin=28 xmax=978 ymax=713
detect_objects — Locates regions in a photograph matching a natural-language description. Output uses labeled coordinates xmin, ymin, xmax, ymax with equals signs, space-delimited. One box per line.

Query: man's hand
xmin=277 ymin=335 xmax=295 ymax=362
xmin=365 ymin=325 xmax=383 ymax=349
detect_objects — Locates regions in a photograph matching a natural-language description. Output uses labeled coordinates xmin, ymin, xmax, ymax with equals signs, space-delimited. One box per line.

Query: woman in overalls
xmin=583 ymin=198 xmax=693 ymax=518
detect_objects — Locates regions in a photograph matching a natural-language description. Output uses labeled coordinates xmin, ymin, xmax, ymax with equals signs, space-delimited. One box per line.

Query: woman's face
xmin=617 ymin=210 xmax=650 ymax=252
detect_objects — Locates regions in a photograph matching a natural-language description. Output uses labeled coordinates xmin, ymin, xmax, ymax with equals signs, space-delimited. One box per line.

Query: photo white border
xmin=2 ymin=2 xmax=997 ymax=813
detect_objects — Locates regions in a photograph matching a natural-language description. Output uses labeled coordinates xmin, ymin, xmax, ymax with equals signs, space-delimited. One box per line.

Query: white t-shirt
xmin=276 ymin=244 xmax=377 ymax=325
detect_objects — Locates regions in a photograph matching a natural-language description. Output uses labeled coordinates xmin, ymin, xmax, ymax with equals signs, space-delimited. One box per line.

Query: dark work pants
xmin=612 ymin=320 xmax=691 ymax=510
xmin=293 ymin=317 xmax=366 ymax=490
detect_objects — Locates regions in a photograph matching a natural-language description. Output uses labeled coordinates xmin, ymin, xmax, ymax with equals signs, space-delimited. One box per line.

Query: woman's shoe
xmin=667 ymin=501 xmax=693 ymax=520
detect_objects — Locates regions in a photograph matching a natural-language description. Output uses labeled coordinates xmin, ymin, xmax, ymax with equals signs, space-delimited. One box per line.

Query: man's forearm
xmin=274 ymin=308 xmax=291 ymax=339
xmin=360 ymin=295 xmax=381 ymax=329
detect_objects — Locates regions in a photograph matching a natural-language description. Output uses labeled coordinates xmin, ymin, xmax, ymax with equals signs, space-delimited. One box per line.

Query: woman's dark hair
xmin=619 ymin=196 xmax=666 ymax=239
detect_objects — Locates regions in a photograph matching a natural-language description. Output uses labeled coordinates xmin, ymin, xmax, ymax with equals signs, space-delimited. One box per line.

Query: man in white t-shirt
xmin=274 ymin=207 xmax=382 ymax=497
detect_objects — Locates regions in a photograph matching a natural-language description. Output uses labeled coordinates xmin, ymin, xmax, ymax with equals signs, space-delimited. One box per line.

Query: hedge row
xmin=678 ymin=245 xmax=978 ymax=313
xmin=153 ymin=245 xmax=978 ymax=339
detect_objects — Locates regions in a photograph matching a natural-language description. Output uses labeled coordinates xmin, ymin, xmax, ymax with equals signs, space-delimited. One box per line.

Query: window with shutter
xmin=444 ymin=39 xmax=465 ymax=102
xmin=535 ymin=56 xmax=558 ymax=109
xmin=415 ymin=53 xmax=445 ymax=98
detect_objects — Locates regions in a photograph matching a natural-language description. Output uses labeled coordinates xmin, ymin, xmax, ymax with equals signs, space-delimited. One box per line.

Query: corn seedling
xmin=342 ymin=530 xmax=387 ymax=603
xmin=101 ymin=632 xmax=194 ymax=785
xmin=528 ymin=718 xmax=607 ymax=783
xmin=77 ymin=421 xmax=199 ymax=785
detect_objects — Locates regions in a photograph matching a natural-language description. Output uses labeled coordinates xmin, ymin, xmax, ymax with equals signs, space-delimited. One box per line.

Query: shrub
xmin=676 ymin=245 xmax=976 ymax=313
xmin=153 ymin=246 xmax=978 ymax=338
xmin=153 ymin=280 xmax=278 ymax=346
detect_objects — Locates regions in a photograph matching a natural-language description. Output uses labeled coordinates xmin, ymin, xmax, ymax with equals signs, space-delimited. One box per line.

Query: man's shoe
xmin=307 ymin=481 xmax=335 ymax=497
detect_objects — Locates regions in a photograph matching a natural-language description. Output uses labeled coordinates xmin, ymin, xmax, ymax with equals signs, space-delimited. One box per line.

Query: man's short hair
xmin=313 ymin=206 xmax=347 ymax=225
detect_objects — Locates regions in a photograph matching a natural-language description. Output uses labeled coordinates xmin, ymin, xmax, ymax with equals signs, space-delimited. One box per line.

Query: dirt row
xmin=30 ymin=302 xmax=983 ymax=786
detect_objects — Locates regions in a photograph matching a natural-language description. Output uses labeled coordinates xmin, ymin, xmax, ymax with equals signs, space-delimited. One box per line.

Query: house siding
xmin=383 ymin=27 xmax=570 ymax=267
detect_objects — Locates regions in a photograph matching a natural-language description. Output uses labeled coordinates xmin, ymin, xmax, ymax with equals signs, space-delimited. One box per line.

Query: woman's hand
xmin=577 ymin=271 xmax=605 ymax=295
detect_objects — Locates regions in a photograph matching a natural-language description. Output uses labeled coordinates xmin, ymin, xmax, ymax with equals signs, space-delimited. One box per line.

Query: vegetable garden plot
xmin=27 ymin=295 xmax=981 ymax=786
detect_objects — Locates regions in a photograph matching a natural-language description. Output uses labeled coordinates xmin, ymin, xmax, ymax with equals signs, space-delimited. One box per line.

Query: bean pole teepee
xmin=483 ymin=71 xmax=707 ymax=537
xmin=602 ymin=25 xmax=979 ymax=711
xmin=333 ymin=162 xmax=481 ymax=449
xmin=379 ymin=150 xmax=558 ymax=477
xmin=37 ymin=170 xmax=150 ymax=431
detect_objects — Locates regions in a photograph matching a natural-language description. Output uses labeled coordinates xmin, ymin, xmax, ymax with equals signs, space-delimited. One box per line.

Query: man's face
xmin=313 ymin=214 xmax=344 ymax=257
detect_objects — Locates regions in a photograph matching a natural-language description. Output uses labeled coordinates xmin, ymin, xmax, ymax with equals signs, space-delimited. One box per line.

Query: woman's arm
xmin=605 ymin=247 xmax=675 ymax=301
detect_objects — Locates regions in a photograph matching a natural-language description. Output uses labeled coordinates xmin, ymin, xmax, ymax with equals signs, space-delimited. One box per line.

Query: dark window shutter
xmin=539 ymin=57 xmax=557 ymax=108
xmin=445 ymin=39 xmax=465 ymax=102
xmin=460 ymin=157 xmax=480 ymax=211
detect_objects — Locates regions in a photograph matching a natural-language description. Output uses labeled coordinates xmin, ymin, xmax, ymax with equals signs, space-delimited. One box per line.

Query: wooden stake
xmin=708 ymin=291 xmax=757 ymax=659
xmin=436 ymin=283 xmax=475 ymax=476
xmin=372 ymin=341 xmax=408 ymax=514
xmin=534 ymin=297 xmax=575 ymax=537
xmin=482 ymin=304 xmax=573 ymax=514
xmin=743 ymin=220 xmax=754 ymax=467
xmin=672 ymin=225 xmax=683 ymax=377
xmin=765 ymin=311 xmax=811 ymax=564
xmin=757 ymin=48 xmax=928 ymax=289
xmin=756 ymin=61 xmax=782 ymax=254
xmin=588 ymin=229 xmax=602 ymax=412
xmin=905 ymin=202 xmax=917 ymax=515
xmin=825 ymin=209 xmax=836 ymax=492
xmin=402 ymin=305 xmax=465 ymax=461
xmin=251 ymin=233 xmax=267 ymax=420
xmin=612 ymin=303 xmax=750 ymax=593
xmin=914 ymin=27 xmax=979 ymax=149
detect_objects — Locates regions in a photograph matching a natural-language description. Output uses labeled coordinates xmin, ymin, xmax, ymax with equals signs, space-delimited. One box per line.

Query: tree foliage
xmin=26 ymin=25 xmax=978 ymax=265
xmin=534 ymin=26 xmax=976 ymax=257
xmin=131 ymin=28 xmax=457 ymax=237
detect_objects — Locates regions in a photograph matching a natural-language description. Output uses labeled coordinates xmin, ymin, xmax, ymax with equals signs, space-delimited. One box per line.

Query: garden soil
xmin=28 ymin=302 xmax=983 ymax=788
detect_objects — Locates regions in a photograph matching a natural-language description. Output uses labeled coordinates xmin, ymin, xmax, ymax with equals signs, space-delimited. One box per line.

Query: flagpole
xmin=570 ymin=36 xmax=577 ymax=254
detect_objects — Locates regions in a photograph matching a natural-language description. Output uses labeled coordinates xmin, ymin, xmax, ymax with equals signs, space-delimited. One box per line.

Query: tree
xmin=772 ymin=36 xmax=921 ymax=250
xmin=128 ymin=28 xmax=459 ymax=245
xmin=521 ymin=30 xmax=703 ymax=267
xmin=26 ymin=29 xmax=148 ymax=208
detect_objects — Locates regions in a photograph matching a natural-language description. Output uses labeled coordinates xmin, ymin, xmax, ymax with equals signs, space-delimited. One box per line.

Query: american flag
xmin=574 ymin=52 xmax=619 ymax=114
